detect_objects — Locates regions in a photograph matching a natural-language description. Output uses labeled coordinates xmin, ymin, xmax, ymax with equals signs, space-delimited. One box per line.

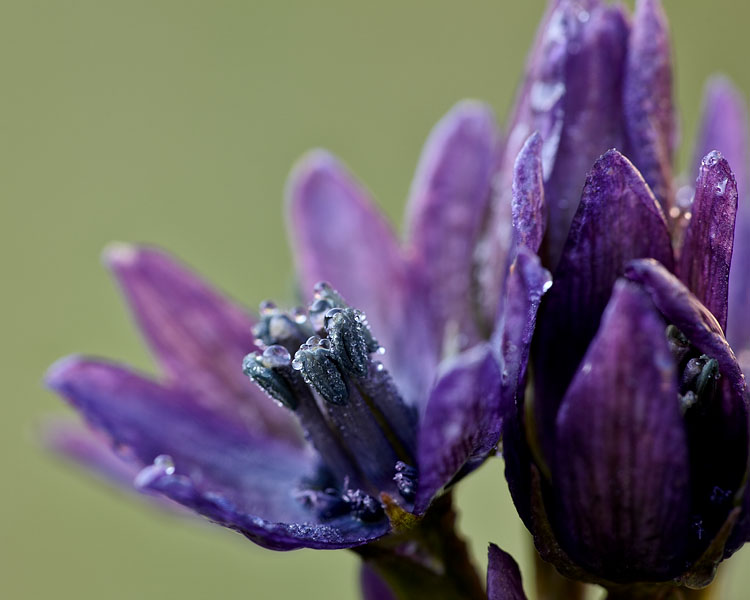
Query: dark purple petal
xmin=286 ymin=151 xmax=436 ymax=409
xmin=104 ymin=244 xmax=300 ymax=443
xmin=45 ymin=357 xmax=389 ymax=549
xmin=694 ymin=78 xmax=750 ymax=351
xmin=414 ymin=344 xmax=502 ymax=513
xmin=623 ymin=0 xmax=676 ymax=212
xmin=553 ymin=280 xmax=690 ymax=580
xmin=405 ymin=101 xmax=497 ymax=351
xmin=360 ymin=565 xmax=397 ymax=600
xmin=511 ymin=132 xmax=546 ymax=254
xmin=626 ymin=259 xmax=750 ymax=548
xmin=479 ymin=1 xmax=627 ymax=314
xmin=678 ymin=151 xmax=738 ymax=332
xmin=487 ymin=544 xmax=528 ymax=600
xmin=625 ymin=259 xmax=744 ymax=395
xmin=533 ymin=151 xmax=674 ymax=461
xmin=497 ymin=249 xmax=552 ymax=534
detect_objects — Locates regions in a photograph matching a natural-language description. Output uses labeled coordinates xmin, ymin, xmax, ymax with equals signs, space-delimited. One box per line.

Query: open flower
xmin=45 ymin=99 xmax=548 ymax=598
xmin=500 ymin=0 xmax=750 ymax=592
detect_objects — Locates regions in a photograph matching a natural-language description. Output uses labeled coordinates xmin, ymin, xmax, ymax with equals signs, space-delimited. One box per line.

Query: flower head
xmin=500 ymin=0 xmax=750 ymax=590
xmin=45 ymin=99 xmax=547 ymax=562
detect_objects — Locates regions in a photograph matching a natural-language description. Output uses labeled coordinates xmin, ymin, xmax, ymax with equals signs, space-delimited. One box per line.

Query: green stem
xmin=354 ymin=493 xmax=485 ymax=600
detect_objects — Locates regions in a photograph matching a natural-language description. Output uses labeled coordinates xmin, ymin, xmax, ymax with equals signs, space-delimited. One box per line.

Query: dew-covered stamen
xmin=679 ymin=354 xmax=720 ymax=415
xmin=243 ymin=345 xmax=366 ymax=490
xmin=253 ymin=301 xmax=314 ymax=353
xmin=242 ymin=348 xmax=298 ymax=410
xmin=341 ymin=488 xmax=385 ymax=522
xmin=354 ymin=363 xmax=417 ymax=462
xmin=394 ymin=461 xmax=418 ymax=503
xmin=325 ymin=308 xmax=372 ymax=377
xmin=292 ymin=336 xmax=349 ymax=405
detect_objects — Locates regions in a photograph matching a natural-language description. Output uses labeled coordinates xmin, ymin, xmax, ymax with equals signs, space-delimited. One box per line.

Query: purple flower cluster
xmin=45 ymin=0 xmax=750 ymax=598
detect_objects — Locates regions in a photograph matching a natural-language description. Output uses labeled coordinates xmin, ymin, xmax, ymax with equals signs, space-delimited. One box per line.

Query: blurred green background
xmin=3 ymin=1 xmax=750 ymax=598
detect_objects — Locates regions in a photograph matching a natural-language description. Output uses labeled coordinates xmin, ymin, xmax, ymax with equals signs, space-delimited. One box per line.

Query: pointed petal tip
xmin=285 ymin=149 xmax=343 ymax=200
xmin=44 ymin=354 xmax=86 ymax=393
xmin=101 ymin=241 xmax=141 ymax=269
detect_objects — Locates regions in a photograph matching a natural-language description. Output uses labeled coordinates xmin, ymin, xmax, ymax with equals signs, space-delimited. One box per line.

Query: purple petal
xmin=625 ymin=259 xmax=745 ymax=395
xmin=45 ymin=357 xmax=388 ymax=549
xmin=414 ymin=344 xmax=502 ymax=513
xmin=623 ymin=0 xmax=676 ymax=212
xmin=678 ymin=151 xmax=738 ymax=332
xmin=42 ymin=419 xmax=190 ymax=514
xmin=511 ymin=132 xmax=546 ymax=254
xmin=404 ymin=101 xmax=497 ymax=351
xmin=479 ymin=1 xmax=627 ymax=315
xmin=553 ymin=280 xmax=690 ymax=579
xmin=286 ymin=151 xmax=436 ymax=409
xmin=694 ymin=78 xmax=750 ymax=351
xmin=533 ymin=151 xmax=674 ymax=461
xmin=494 ymin=247 xmax=552 ymax=416
xmin=487 ymin=544 xmax=528 ymax=600
xmin=626 ymin=259 xmax=750 ymax=545
xmin=42 ymin=419 xmax=143 ymax=488
xmin=497 ymin=249 xmax=552 ymax=533
xmin=104 ymin=244 xmax=300 ymax=443
xmin=360 ymin=565 xmax=397 ymax=600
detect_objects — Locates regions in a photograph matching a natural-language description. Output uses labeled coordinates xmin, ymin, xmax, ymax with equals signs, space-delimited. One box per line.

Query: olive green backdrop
xmin=3 ymin=1 xmax=749 ymax=598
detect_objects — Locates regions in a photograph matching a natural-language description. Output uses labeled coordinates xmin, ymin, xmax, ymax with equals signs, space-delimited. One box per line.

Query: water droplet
xmin=306 ymin=335 xmax=321 ymax=346
xmin=702 ymin=150 xmax=722 ymax=167
xmin=291 ymin=358 xmax=304 ymax=371
xmin=154 ymin=454 xmax=175 ymax=475
xmin=542 ymin=280 xmax=553 ymax=293
xmin=261 ymin=345 xmax=291 ymax=368
xmin=259 ymin=300 xmax=277 ymax=315
xmin=715 ymin=178 xmax=728 ymax=196
xmin=376 ymin=346 xmax=386 ymax=355
xmin=669 ymin=206 xmax=681 ymax=219
xmin=375 ymin=362 xmax=385 ymax=372
xmin=581 ymin=362 xmax=592 ymax=375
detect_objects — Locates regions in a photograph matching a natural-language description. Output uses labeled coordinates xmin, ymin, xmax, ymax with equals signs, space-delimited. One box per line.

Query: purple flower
xmin=45 ymin=98 xmax=547 ymax=575
xmin=500 ymin=0 xmax=750 ymax=590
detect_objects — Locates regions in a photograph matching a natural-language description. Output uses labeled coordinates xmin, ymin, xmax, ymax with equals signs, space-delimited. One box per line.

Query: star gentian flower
xmin=498 ymin=0 xmax=750 ymax=594
xmin=45 ymin=101 xmax=548 ymax=598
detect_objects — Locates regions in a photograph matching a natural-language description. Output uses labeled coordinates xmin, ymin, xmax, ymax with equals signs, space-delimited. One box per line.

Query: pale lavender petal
xmin=694 ymin=77 xmax=750 ymax=350
xmin=44 ymin=356 xmax=388 ymax=549
xmin=623 ymin=0 xmax=676 ymax=212
xmin=360 ymin=565 xmax=396 ymax=600
xmin=104 ymin=244 xmax=300 ymax=443
xmin=533 ymin=151 xmax=673 ymax=461
xmin=286 ymin=151 xmax=436 ymax=409
xmin=42 ymin=419 xmax=142 ymax=488
xmin=414 ymin=344 xmax=502 ymax=513
xmin=554 ymin=280 xmax=690 ymax=579
xmin=678 ymin=151 xmax=738 ymax=332
xmin=487 ymin=544 xmax=528 ymax=600
xmin=42 ymin=419 xmax=189 ymax=514
xmin=405 ymin=101 xmax=497 ymax=351
xmin=511 ymin=132 xmax=546 ymax=254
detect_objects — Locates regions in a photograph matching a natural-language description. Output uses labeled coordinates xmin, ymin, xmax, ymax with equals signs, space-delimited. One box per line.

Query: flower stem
xmin=354 ymin=493 xmax=485 ymax=600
